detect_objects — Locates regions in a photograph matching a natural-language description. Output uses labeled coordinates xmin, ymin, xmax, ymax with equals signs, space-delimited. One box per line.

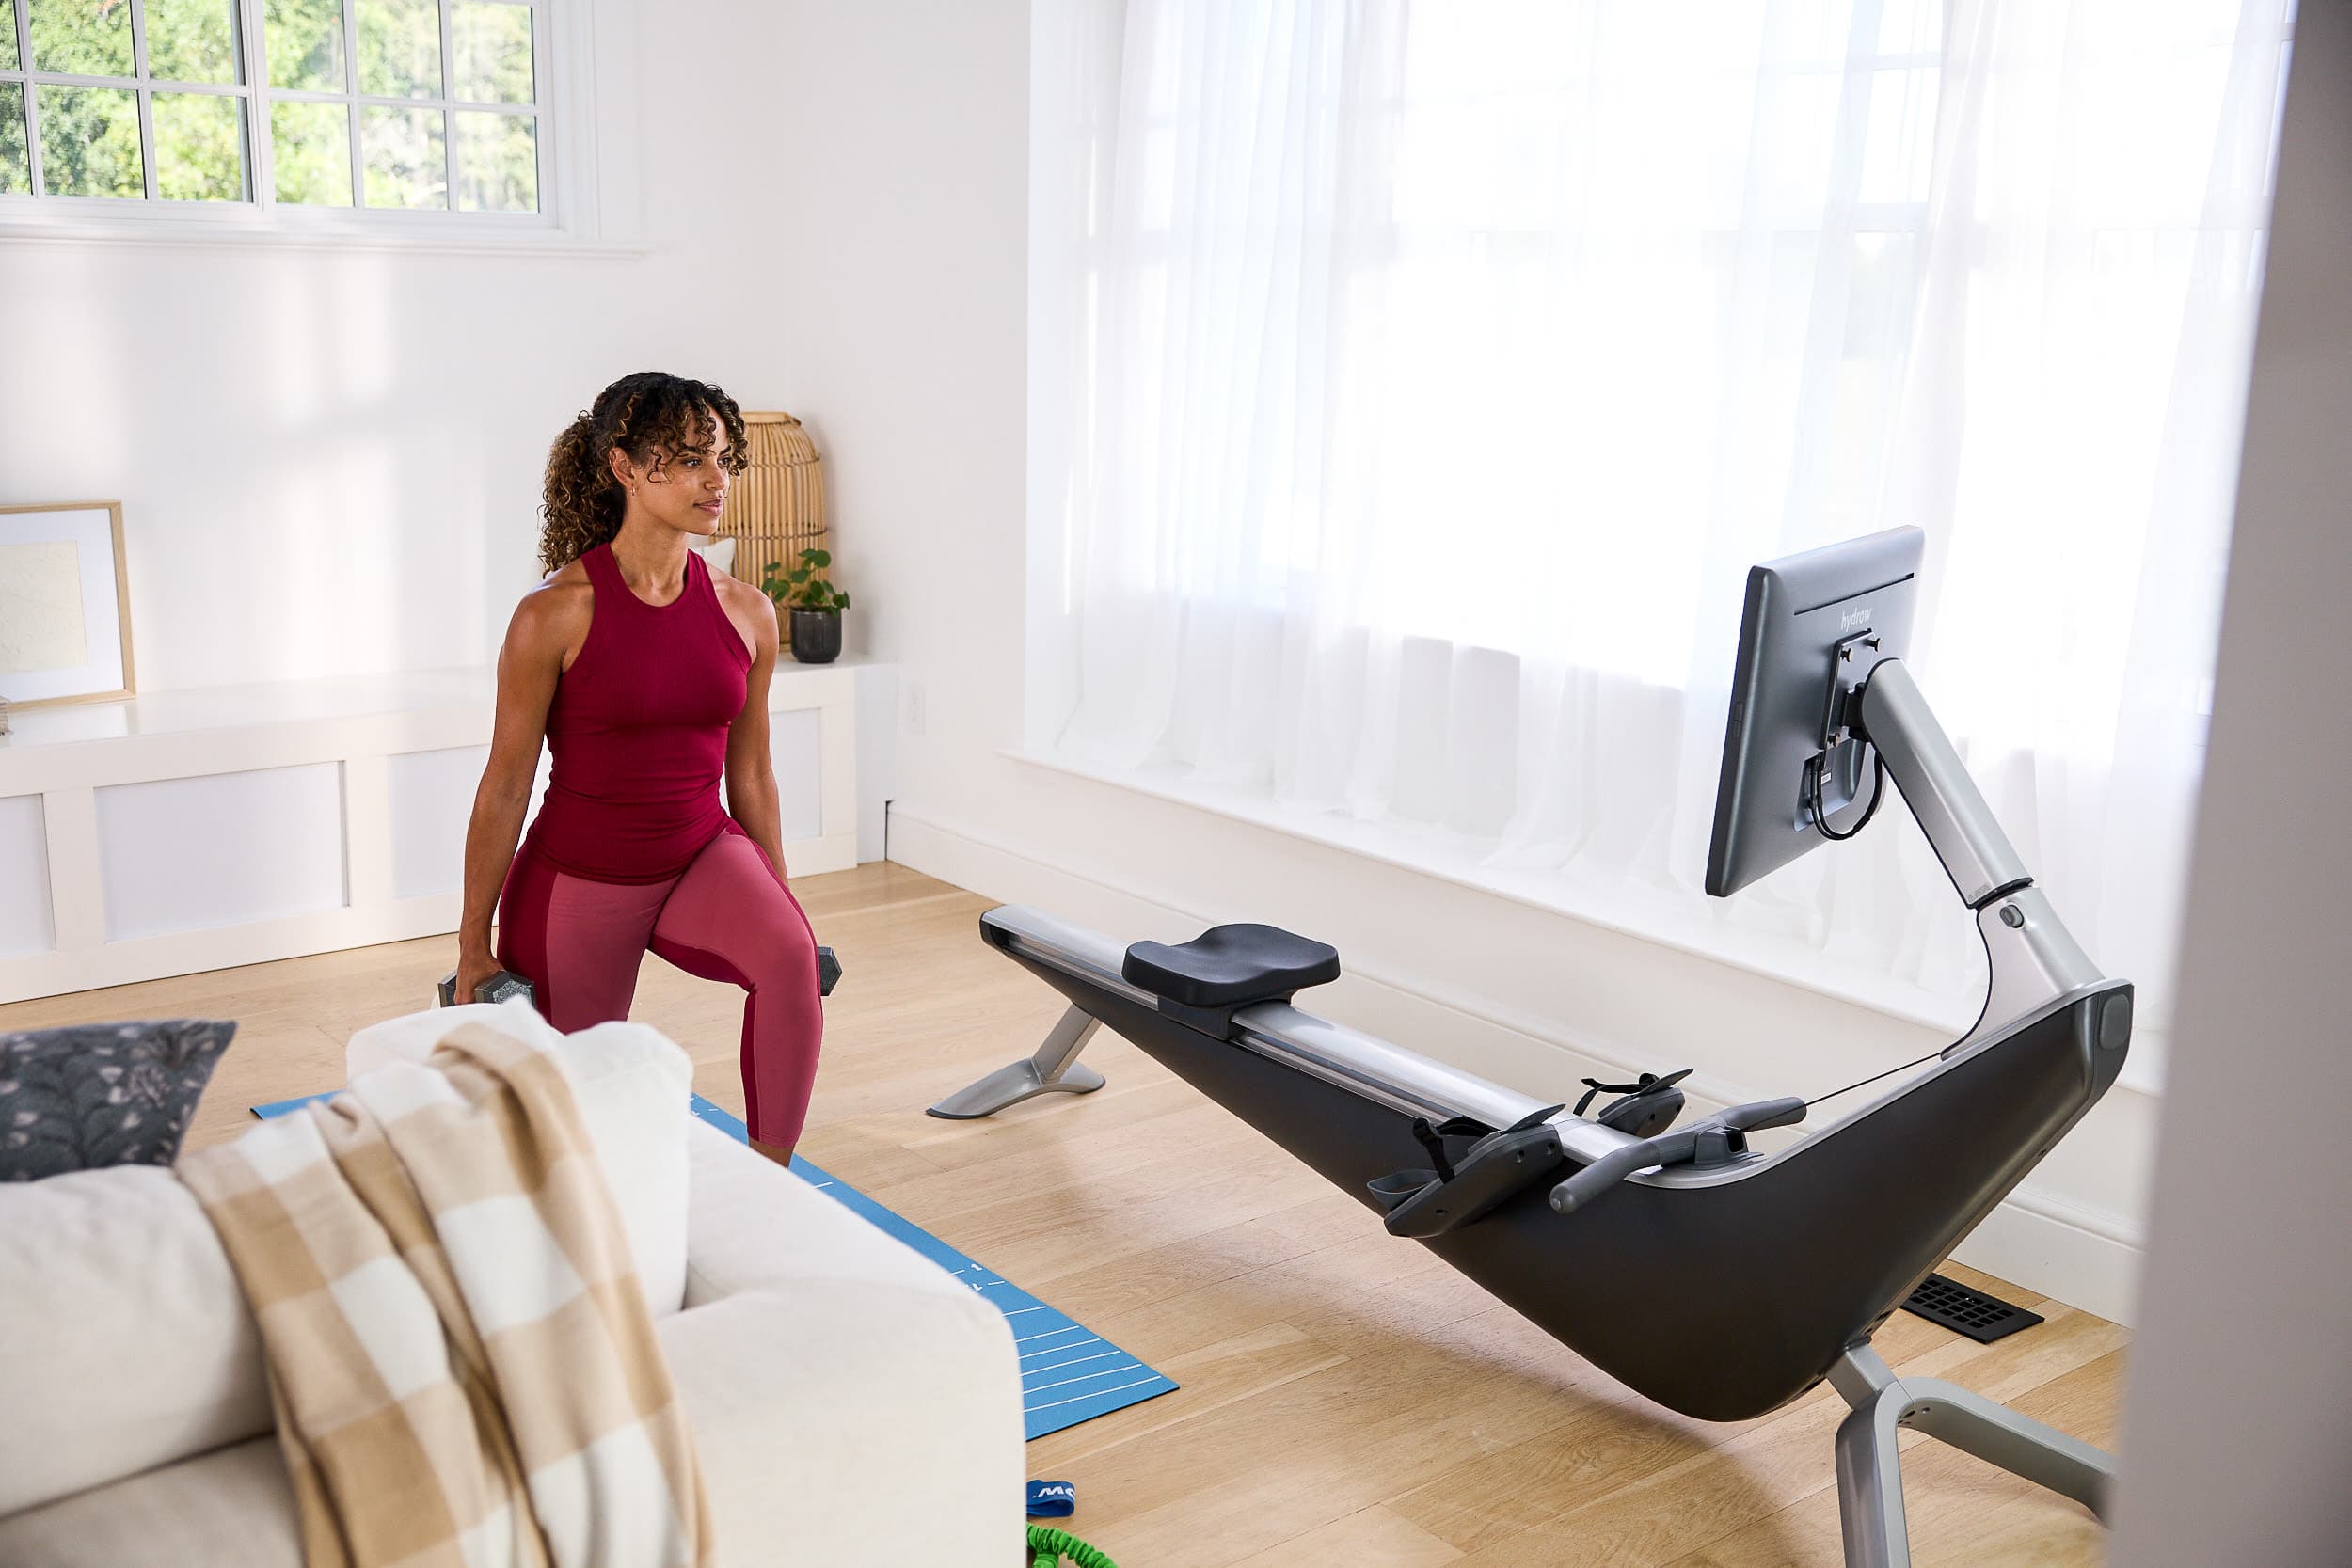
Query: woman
xmin=453 ymin=372 xmax=823 ymax=1164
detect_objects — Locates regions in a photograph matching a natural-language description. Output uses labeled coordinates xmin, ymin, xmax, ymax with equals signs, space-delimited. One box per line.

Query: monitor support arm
xmin=1855 ymin=658 xmax=2106 ymax=1047
xmin=1854 ymin=658 xmax=2026 ymax=906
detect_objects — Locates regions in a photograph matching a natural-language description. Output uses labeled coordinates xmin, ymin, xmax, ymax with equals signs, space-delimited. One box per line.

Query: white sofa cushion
xmin=0 ymin=1164 xmax=270 ymax=1519
xmin=680 ymin=1114 xmax=987 ymax=1306
xmin=662 ymin=1120 xmax=1025 ymax=1565
xmin=346 ymin=999 xmax=691 ymax=1318
xmin=0 ymin=1007 xmax=693 ymax=1518
xmin=0 ymin=1120 xmax=1025 ymax=1567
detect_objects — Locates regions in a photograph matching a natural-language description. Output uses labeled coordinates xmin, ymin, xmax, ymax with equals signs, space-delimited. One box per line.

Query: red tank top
xmin=523 ymin=543 xmax=752 ymax=883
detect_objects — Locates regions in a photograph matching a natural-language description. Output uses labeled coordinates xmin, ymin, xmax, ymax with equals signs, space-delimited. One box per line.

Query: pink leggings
xmin=495 ymin=821 xmax=824 ymax=1148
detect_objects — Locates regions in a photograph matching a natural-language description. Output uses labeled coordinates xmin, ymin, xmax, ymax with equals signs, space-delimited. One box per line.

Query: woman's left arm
xmin=723 ymin=584 xmax=789 ymax=883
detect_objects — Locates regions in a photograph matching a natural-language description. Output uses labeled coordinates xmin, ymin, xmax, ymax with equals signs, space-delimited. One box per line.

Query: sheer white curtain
xmin=1036 ymin=0 xmax=2292 ymax=1070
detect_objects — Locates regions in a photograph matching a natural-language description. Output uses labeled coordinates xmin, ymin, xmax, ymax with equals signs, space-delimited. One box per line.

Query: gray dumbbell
xmin=818 ymin=945 xmax=841 ymax=996
xmin=437 ymin=969 xmax=537 ymax=1008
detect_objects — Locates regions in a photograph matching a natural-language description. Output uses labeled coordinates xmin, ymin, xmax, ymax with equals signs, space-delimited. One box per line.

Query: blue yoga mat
xmin=252 ymin=1089 xmax=1179 ymax=1440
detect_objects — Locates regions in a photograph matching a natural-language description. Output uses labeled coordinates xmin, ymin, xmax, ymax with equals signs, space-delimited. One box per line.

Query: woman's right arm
xmin=453 ymin=591 xmax=576 ymax=1000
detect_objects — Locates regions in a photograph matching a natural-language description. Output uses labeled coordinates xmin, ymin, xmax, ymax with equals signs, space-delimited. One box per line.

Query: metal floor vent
xmin=1900 ymin=1272 xmax=2044 ymax=1343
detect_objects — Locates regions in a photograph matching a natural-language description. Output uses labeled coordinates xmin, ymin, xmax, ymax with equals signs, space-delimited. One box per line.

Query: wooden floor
xmin=0 ymin=862 xmax=2123 ymax=1567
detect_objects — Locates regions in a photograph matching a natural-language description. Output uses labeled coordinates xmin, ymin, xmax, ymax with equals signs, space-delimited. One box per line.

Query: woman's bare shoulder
xmin=506 ymin=561 xmax=594 ymax=655
xmin=712 ymin=572 xmax=780 ymax=642
xmin=711 ymin=569 xmax=775 ymax=615
xmin=536 ymin=555 xmax=594 ymax=594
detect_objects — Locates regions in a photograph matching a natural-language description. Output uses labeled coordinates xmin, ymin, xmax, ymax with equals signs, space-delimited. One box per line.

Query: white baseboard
xmin=1949 ymin=1189 xmax=2145 ymax=1328
xmin=890 ymin=802 xmax=2147 ymax=1326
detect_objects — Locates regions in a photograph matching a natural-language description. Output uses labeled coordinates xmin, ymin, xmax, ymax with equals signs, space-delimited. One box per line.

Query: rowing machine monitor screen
xmin=1705 ymin=527 xmax=1924 ymax=897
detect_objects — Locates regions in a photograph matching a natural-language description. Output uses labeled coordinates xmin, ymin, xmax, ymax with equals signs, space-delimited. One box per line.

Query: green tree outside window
xmin=0 ymin=0 xmax=541 ymax=212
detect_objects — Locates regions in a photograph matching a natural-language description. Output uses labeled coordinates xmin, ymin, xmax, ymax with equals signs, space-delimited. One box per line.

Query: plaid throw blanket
xmin=179 ymin=1022 xmax=712 ymax=1568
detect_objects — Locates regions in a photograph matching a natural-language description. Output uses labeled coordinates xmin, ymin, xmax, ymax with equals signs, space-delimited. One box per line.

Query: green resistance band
xmin=1028 ymin=1524 xmax=1119 ymax=1568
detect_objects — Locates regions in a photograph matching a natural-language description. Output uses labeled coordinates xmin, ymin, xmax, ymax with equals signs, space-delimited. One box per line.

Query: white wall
xmin=766 ymin=0 xmax=2160 ymax=1323
xmin=0 ymin=0 xmax=2183 ymax=1321
xmin=743 ymin=1 xmax=1032 ymax=673
xmin=0 ymin=0 xmax=803 ymax=692
xmin=2110 ymin=5 xmax=2352 ymax=1559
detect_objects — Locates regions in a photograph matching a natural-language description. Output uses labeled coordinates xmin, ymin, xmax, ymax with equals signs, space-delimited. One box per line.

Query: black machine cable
xmin=1794 ymin=732 xmax=1938 ymax=1110
xmin=1803 ymin=1044 xmax=1948 ymax=1112
xmin=1805 ymin=746 xmax=1888 ymax=842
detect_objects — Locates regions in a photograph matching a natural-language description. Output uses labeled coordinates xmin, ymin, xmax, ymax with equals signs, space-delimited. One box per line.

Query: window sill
xmin=0 ymin=209 xmax=651 ymax=259
xmin=1000 ymin=745 xmax=2169 ymax=1098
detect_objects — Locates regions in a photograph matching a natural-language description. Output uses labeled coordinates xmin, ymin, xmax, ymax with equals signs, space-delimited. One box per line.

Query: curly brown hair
xmin=538 ymin=372 xmax=753 ymax=574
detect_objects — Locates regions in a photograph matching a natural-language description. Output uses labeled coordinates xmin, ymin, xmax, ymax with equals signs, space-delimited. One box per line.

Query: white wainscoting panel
xmin=389 ymin=745 xmax=490 ymax=900
xmin=0 ymin=794 xmax=53 ymax=958
xmin=0 ymin=658 xmax=879 ymax=1002
xmin=771 ymin=707 xmax=823 ymax=844
xmin=96 ymin=764 xmax=349 ymax=942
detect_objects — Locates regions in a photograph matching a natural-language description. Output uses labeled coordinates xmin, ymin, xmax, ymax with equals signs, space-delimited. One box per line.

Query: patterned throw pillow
xmin=0 ymin=1020 xmax=237 ymax=1181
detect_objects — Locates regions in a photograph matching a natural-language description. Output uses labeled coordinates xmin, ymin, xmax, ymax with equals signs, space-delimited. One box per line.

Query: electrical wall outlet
xmin=904 ymin=681 xmax=927 ymax=736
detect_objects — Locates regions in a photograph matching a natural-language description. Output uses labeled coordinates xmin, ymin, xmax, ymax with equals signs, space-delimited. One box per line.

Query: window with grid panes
xmin=0 ymin=0 xmax=546 ymax=214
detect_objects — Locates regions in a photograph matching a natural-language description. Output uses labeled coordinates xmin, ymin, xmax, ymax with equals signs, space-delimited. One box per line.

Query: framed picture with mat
xmin=0 ymin=500 xmax=135 ymax=710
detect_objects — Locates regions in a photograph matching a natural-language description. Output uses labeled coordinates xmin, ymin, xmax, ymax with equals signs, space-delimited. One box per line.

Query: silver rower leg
xmin=1830 ymin=1343 xmax=2114 ymax=1568
xmin=926 ymin=1004 xmax=1108 ymax=1119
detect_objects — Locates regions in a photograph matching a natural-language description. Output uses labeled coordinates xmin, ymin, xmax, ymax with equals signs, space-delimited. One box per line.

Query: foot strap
xmin=1026 ymin=1480 xmax=1076 ymax=1518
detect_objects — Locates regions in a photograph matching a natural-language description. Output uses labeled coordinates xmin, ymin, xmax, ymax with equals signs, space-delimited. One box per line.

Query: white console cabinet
xmin=0 ymin=658 xmax=892 ymax=1004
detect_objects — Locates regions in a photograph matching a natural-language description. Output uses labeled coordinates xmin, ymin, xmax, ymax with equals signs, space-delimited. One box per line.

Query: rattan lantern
xmin=717 ymin=411 xmax=828 ymax=589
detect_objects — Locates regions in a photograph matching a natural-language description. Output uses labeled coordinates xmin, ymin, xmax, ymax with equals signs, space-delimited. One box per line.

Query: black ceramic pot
xmin=789 ymin=609 xmax=844 ymax=664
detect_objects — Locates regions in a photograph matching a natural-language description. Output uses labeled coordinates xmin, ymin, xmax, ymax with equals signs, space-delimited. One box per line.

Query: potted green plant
xmin=761 ymin=547 xmax=852 ymax=664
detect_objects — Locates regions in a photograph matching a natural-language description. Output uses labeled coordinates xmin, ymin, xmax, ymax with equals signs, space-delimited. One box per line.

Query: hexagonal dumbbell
xmin=437 ymin=969 xmax=538 ymax=1009
xmin=817 ymin=945 xmax=842 ymax=997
